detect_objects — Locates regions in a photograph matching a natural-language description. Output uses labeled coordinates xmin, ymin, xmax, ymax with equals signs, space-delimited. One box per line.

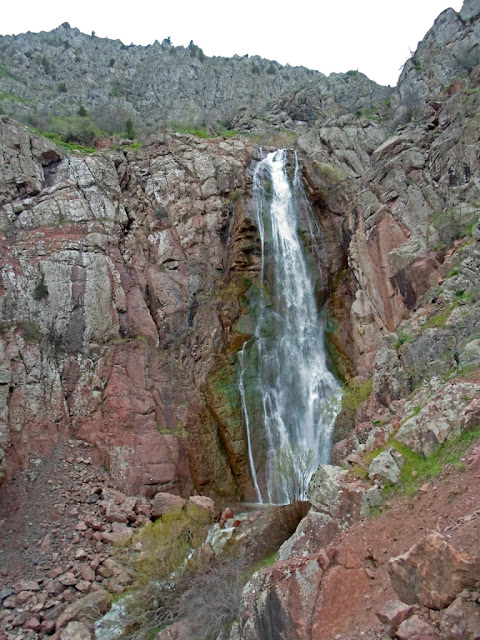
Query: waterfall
xmin=240 ymin=149 xmax=342 ymax=504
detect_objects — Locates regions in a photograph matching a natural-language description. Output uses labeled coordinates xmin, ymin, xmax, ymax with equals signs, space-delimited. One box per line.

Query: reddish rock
xmin=219 ymin=507 xmax=234 ymax=526
xmin=48 ymin=567 xmax=64 ymax=580
xmin=60 ymin=621 xmax=93 ymax=639
xmin=58 ymin=573 xmax=77 ymax=587
xmin=151 ymin=492 xmax=186 ymax=518
xmin=105 ymin=503 xmax=128 ymax=523
xmin=84 ymin=515 xmax=103 ymax=530
xmin=15 ymin=579 xmax=40 ymax=592
xmin=440 ymin=595 xmax=480 ymax=639
xmin=40 ymin=619 xmax=56 ymax=634
xmin=388 ymin=533 xmax=480 ymax=609
xmin=16 ymin=590 xmax=35 ymax=605
xmin=75 ymin=580 xmax=91 ymax=593
xmin=395 ymin=615 xmax=438 ymax=639
xmin=376 ymin=600 xmax=415 ymax=636
xmin=56 ymin=588 xmax=112 ymax=630
xmin=24 ymin=616 xmax=42 ymax=631
xmin=311 ymin=565 xmax=371 ymax=639
xmin=80 ymin=565 xmax=96 ymax=582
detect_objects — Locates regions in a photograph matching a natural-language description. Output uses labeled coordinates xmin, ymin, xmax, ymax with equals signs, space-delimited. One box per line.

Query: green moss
xmin=41 ymin=131 xmax=97 ymax=154
xmin=341 ymin=378 xmax=373 ymax=414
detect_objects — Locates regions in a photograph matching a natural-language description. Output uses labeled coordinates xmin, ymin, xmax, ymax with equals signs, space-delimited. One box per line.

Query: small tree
xmin=78 ymin=105 xmax=88 ymax=117
xmin=271 ymin=443 xmax=314 ymax=536
xmin=125 ymin=117 xmax=136 ymax=139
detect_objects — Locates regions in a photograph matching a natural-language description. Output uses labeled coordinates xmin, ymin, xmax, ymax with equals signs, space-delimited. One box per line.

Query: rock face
xmin=0 ymin=24 xmax=388 ymax=136
xmin=0 ymin=116 xmax=262 ymax=498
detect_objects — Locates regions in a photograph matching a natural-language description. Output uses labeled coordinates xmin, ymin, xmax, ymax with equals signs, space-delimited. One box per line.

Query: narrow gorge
xmin=0 ymin=1 xmax=479 ymax=638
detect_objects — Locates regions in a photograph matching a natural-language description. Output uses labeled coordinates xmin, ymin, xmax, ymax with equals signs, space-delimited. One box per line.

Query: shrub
xmin=40 ymin=56 xmax=52 ymax=75
xmin=266 ymin=63 xmax=277 ymax=75
xmin=125 ymin=117 xmax=136 ymax=139
xmin=78 ymin=105 xmax=88 ymax=117
xmin=57 ymin=82 xmax=67 ymax=93
xmin=33 ymin=274 xmax=48 ymax=300
xmin=395 ymin=333 xmax=411 ymax=349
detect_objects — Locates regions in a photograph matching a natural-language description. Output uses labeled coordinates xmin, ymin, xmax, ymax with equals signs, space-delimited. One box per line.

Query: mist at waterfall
xmin=240 ymin=149 xmax=342 ymax=504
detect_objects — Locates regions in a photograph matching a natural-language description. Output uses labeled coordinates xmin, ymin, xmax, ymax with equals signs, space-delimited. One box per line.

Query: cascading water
xmin=240 ymin=149 xmax=342 ymax=504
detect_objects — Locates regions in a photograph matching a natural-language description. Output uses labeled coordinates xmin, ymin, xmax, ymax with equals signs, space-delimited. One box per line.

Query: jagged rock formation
xmin=0 ymin=24 xmax=386 ymax=134
xmin=0 ymin=0 xmax=480 ymax=638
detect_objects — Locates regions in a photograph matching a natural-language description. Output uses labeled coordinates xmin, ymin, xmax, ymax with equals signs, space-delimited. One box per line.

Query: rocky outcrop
xmin=388 ymin=532 xmax=480 ymax=610
xmin=377 ymin=533 xmax=480 ymax=640
xmin=232 ymin=542 xmax=370 ymax=640
xmin=0 ymin=24 xmax=392 ymax=138
xmin=0 ymin=116 xmax=264 ymax=499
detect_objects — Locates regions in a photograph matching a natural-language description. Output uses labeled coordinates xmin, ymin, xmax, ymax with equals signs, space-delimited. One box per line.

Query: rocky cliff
xmin=0 ymin=24 xmax=388 ymax=136
xmin=0 ymin=0 xmax=480 ymax=638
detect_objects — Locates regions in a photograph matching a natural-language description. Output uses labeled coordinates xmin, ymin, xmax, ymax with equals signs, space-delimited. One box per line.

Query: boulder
xmin=395 ymin=381 xmax=480 ymax=456
xmin=307 ymin=465 xmax=366 ymax=524
xmin=185 ymin=496 xmax=215 ymax=524
xmin=60 ymin=621 xmax=93 ymax=640
xmin=376 ymin=600 xmax=415 ymax=636
xmin=439 ymin=594 xmax=480 ymax=639
xmin=388 ymin=533 xmax=480 ymax=609
xmin=395 ymin=615 xmax=438 ymax=639
xmin=368 ymin=448 xmax=404 ymax=484
xmin=151 ymin=492 xmax=186 ymax=518
xmin=56 ymin=588 xmax=112 ymax=630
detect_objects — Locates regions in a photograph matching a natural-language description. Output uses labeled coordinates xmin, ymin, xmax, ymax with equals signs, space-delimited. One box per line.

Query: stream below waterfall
xmin=240 ymin=149 xmax=342 ymax=504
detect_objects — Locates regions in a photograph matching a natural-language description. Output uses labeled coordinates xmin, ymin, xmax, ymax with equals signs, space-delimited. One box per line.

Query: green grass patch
xmin=386 ymin=425 xmax=480 ymax=495
xmin=168 ymin=121 xmax=238 ymax=139
xmin=423 ymin=305 xmax=452 ymax=329
xmin=395 ymin=333 xmax=411 ymax=349
xmin=41 ymin=131 xmax=97 ymax=154
xmin=341 ymin=378 xmax=373 ymax=414
xmin=0 ymin=91 xmax=31 ymax=104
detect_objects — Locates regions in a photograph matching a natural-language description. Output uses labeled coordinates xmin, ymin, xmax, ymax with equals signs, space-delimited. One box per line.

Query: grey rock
xmin=368 ymin=448 xmax=404 ymax=485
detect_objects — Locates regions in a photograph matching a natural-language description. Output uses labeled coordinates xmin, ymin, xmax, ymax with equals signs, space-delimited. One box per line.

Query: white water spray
xmin=240 ymin=149 xmax=342 ymax=504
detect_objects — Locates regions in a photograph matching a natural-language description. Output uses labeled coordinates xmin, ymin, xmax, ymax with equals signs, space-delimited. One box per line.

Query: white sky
xmin=1 ymin=0 xmax=464 ymax=86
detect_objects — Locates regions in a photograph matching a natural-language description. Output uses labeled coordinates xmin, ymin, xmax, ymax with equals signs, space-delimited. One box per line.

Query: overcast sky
xmin=1 ymin=1 xmax=464 ymax=86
